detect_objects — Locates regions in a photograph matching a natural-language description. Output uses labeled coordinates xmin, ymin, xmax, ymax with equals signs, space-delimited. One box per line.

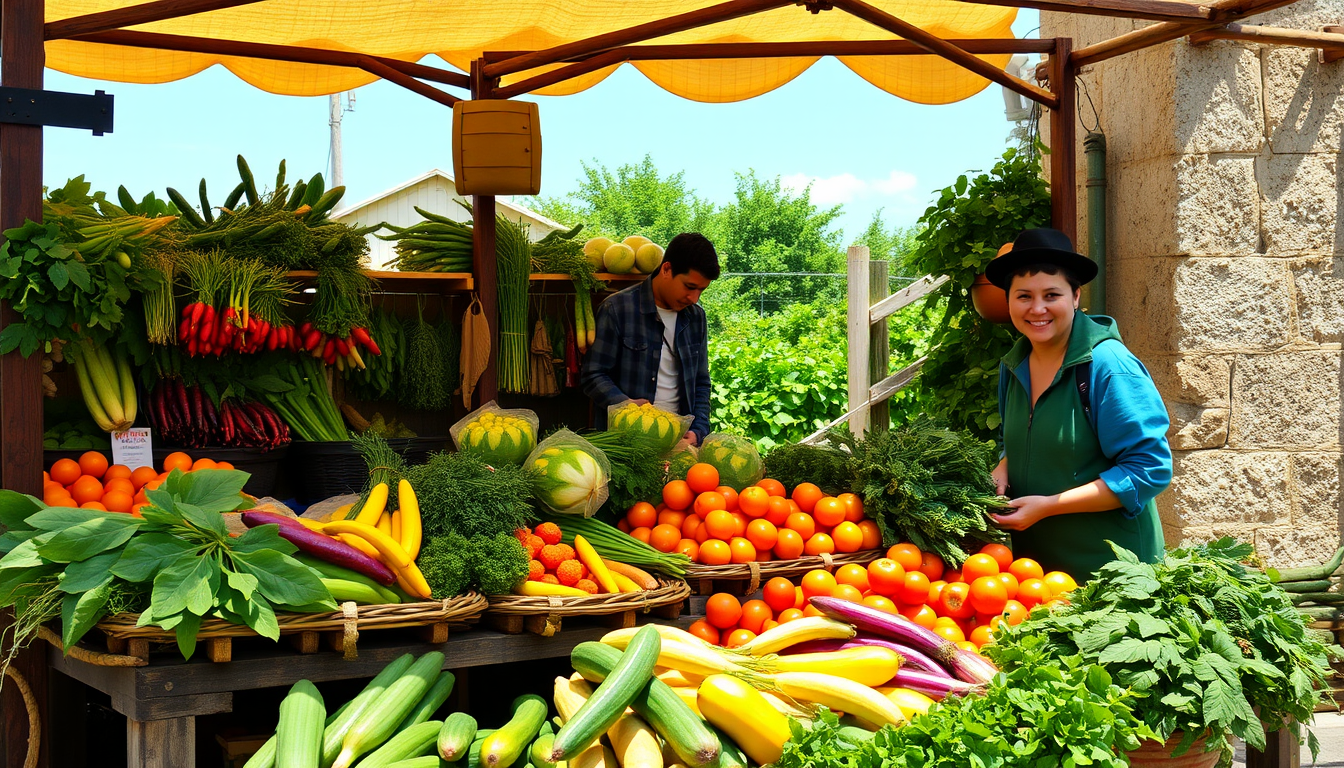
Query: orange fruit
xmin=78 ymin=451 xmax=109 ymax=479
xmin=143 ymin=478 xmax=163 ymax=492
xmin=886 ymin=543 xmax=922 ymax=571
xmin=899 ymin=571 xmax=932 ymax=605
xmin=928 ymin=580 xmax=948 ymax=604
xmin=43 ymin=488 xmax=74 ymax=507
xmin=49 ymin=458 xmax=81 ymax=487
xmin=724 ymin=628 xmax=757 ymax=649
xmin=191 ymin=457 xmax=218 ymax=471
xmin=627 ymin=501 xmax=657 ymax=528
xmin=756 ymin=478 xmax=786 ymax=497
xmin=699 ymin=539 xmax=732 ymax=565
xmin=1008 ymin=557 xmax=1045 ymax=583
xmin=681 ymin=514 xmax=703 ymax=539
xmin=831 ymin=521 xmax=863 ymax=553
xmin=804 ymin=533 xmax=835 ymax=556
xmin=650 ymin=524 xmax=682 ymax=553
xmin=693 ymin=491 xmax=727 ymax=519
xmin=630 ymin=526 xmax=652 ymax=544
xmin=996 ymin=572 xmax=1020 ymax=600
xmin=783 ymin=512 xmax=815 ymax=540
xmin=777 ymin=608 xmax=804 ymax=624
xmin=130 ymin=504 xmax=146 ymax=517
xmin=163 ymin=452 xmax=193 ymax=474
xmin=765 ymin=497 xmax=792 ymax=526
xmin=101 ymin=490 xmax=134 ymax=514
xmin=617 ymin=518 xmax=631 ymax=533
xmin=773 ymin=529 xmax=805 ymax=560
xmin=867 ymin=559 xmax=907 ymax=596
xmin=663 ymin=480 xmax=694 ymax=511
xmin=961 ymin=554 xmax=1001 ymax=582
xmin=858 ymin=520 xmax=882 ymax=550
xmin=676 ymin=539 xmax=699 ymax=560
xmin=761 ymin=620 xmax=779 ymax=633
xmin=800 ymin=569 xmax=838 ymax=600
xmin=793 ymin=586 xmax=807 ymax=610
xmin=105 ymin=464 xmax=132 ymax=481
xmin=970 ymin=624 xmax=995 ymax=648
xmin=103 ymin=478 xmax=134 ymax=496
xmin=42 ymin=470 xmax=49 ymax=483
xmin=729 ymin=537 xmax=757 ymax=563
xmin=790 ymin=482 xmax=823 ymax=514
xmin=830 ymin=584 xmax=864 ymax=603
xmin=130 ymin=466 xmax=158 ymax=490
xmin=834 ymin=563 xmax=870 ymax=592
xmin=944 ymin=568 xmax=964 ymax=584
xmin=693 ymin=524 xmax=710 ymax=543
xmin=739 ymin=599 xmax=773 ymax=633
xmin=216 ymin=462 xmax=235 ymax=470
xmin=738 ymin=486 xmax=769 ymax=518
xmin=763 ymin=577 xmax=797 ymax=613
xmin=1017 ymin=578 xmax=1051 ymax=609
xmin=901 ymin=603 xmax=939 ymax=629
xmin=716 ymin=486 xmax=739 ymax=513
xmin=688 ymin=619 xmax=720 ymax=645
xmin=704 ymin=510 xmax=736 ymax=540
xmin=837 ymin=492 xmax=865 ymax=522
xmin=1043 ymin=571 xmax=1079 ymax=596
xmin=862 ymin=594 xmax=899 ymax=614
xmin=729 ymin=512 xmax=748 ymax=538
xmin=956 ymin=641 xmax=981 ymax=654
xmin=745 ymin=519 xmax=779 ymax=551
xmin=1002 ymin=600 xmax=1029 ymax=626
xmin=939 ymin=582 xmax=976 ymax=619
xmin=968 ymin=576 xmax=1008 ymax=615
xmin=919 ymin=551 xmax=946 ymax=581
xmin=70 ymin=476 xmax=104 ymax=505
xmin=932 ymin=622 xmax=966 ymax=643
xmin=657 ymin=509 xmax=687 ymax=529
xmin=812 ymin=497 xmax=847 ymax=527
xmin=979 ymin=543 xmax=1015 ymax=571
xmin=79 ymin=501 xmax=108 ymax=511
xmin=705 ymin=593 xmax=743 ymax=629
xmin=686 ymin=463 xmax=721 ymax=494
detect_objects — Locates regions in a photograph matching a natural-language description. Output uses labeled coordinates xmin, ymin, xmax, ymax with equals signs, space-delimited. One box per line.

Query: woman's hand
xmin=990 ymin=495 xmax=1058 ymax=531
xmin=991 ymin=458 xmax=1009 ymax=496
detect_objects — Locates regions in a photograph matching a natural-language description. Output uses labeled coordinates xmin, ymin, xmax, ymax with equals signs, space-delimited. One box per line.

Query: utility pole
xmin=328 ymin=93 xmax=344 ymax=186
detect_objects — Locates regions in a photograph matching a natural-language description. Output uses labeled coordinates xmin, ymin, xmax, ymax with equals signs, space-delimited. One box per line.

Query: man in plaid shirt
xmin=581 ymin=233 xmax=720 ymax=446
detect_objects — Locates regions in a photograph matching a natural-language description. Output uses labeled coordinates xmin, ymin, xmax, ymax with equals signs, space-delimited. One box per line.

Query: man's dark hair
xmin=662 ymin=233 xmax=720 ymax=280
xmin=1008 ymin=262 xmax=1081 ymax=292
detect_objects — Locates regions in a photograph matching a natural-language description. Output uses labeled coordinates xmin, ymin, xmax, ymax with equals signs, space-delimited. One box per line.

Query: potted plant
xmin=969 ymin=242 xmax=1013 ymax=324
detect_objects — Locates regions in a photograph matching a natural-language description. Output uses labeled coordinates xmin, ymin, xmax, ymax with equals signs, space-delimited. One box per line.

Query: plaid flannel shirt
xmin=580 ymin=278 xmax=712 ymax=442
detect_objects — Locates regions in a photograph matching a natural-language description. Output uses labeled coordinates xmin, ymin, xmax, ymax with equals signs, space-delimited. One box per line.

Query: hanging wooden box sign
xmin=451 ymin=100 xmax=542 ymax=196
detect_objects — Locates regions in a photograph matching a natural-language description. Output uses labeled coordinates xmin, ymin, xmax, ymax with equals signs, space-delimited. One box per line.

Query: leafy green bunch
xmin=0 ymin=469 xmax=333 ymax=664
xmin=418 ymin=532 xmax=531 ymax=597
xmin=408 ymin=451 xmax=536 ymax=540
xmin=986 ymin=539 xmax=1334 ymax=763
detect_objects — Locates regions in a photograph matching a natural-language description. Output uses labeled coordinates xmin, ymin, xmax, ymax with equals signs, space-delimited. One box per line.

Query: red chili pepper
xmin=303 ymin=329 xmax=322 ymax=352
xmin=182 ymin=303 xmax=195 ymax=320
xmin=334 ymin=336 xmax=349 ymax=356
xmin=189 ymin=302 xmax=206 ymax=336
xmin=351 ymin=326 xmax=381 ymax=356
xmin=298 ymin=321 xmax=313 ymax=336
xmin=178 ymin=316 xmax=191 ymax=344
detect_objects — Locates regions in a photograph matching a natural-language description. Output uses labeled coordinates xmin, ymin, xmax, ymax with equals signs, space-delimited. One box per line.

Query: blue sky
xmin=44 ymin=10 xmax=1038 ymax=242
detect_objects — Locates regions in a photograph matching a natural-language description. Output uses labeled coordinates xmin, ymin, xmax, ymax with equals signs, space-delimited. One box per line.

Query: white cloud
xmin=781 ymin=169 xmax=919 ymax=207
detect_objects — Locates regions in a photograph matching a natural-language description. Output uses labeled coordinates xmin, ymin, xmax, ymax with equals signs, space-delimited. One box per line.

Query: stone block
xmin=1104 ymin=255 xmax=1178 ymax=356
xmin=1176 ymin=155 xmax=1261 ymax=255
xmin=1111 ymin=157 xmax=1179 ymax=261
xmin=1171 ymin=258 xmax=1294 ymax=352
xmin=1290 ymin=452 xmax=1342 ymax=530
xmin=1147 ymin=354 xmax=1232 ymax=407
xmin=1263 ymin=47 xmax=1344 ymax=155
xmin=1168 ymin=524 xmax=1260 ymax=548
xmin=1251 ymin=0 xmax=1344 ymax=34
xmin=1160 ymin=450 xmax=1290 ymax=529
xmin=1291 ymin=256 xmax=1344 ymax=343
xmin=1168 ymin=404 xmax=1229 ymax=450
xmin=1254 ymin=526 xmax=1343 ymax=569
xmin=1257 ymin=152 xmax=1342 ymax=255
xmin=1102 ymin=45 xmax=1178 ymax=165
xmin=1229 ymin=352 xmax=1342 ymax=449
xmin=1174 ymin=41 xmax=1265 ymax=155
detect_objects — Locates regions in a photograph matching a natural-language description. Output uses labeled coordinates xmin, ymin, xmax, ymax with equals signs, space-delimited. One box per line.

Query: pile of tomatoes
xmin=687 ymin=541 xmax=1078 ymax=652
xmin=43 ymin=450 xmax=235 ymax=515
xmin=617 ymin=464 xmax=882 ymax=565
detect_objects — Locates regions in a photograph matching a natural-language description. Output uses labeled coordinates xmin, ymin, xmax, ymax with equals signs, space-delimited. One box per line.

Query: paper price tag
xmin=112 ymin=428 xmax=154 ymax=471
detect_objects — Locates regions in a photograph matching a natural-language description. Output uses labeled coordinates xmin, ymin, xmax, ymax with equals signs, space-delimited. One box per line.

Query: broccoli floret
xmin=465 ymin=533 xmax=529 ymax=595
xmin=419 ymin=533 xmax=472 ymax=598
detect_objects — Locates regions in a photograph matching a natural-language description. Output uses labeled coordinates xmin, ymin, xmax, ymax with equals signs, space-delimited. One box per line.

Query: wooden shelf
xmin=529 ymin=273 xmax=648 ymax=282
xmin=288 ymin=269 xmax=474 ymax=293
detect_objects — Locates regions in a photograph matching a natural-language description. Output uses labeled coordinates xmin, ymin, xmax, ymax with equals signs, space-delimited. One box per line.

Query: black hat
xmin=984 ymin=228 xmax=1098 ymax=290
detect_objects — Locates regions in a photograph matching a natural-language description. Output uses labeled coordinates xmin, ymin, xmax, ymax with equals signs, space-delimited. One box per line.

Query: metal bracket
xmin=0 ymin=87 xmax=113 ymax=135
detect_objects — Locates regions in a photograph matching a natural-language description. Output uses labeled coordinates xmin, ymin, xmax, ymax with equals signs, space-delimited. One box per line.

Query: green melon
xmin=458 ymin=411 xmax=536 ymax=465
xmin=531 ymin=445 xmax=608 ymax=516
xmin=603 ymin=243 xmax=636 ymax=274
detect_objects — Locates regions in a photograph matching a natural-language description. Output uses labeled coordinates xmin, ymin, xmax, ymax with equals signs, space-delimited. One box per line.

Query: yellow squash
xmin=696 ymin=675 xmax=790 ymax=766
xmin=767 ymin=646 xmax=901 ymax=687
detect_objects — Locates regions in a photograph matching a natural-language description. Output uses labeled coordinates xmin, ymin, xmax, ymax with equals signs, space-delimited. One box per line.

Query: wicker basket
xmin=484 ymin=579 xmax=691 ymax=636
xmin=685 ymin=549 xmax=884 ymax=594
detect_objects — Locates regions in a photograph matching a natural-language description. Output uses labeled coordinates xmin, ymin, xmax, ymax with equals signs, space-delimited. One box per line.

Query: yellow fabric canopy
xmin=45 ymin=1 xmax=1017 ymax=104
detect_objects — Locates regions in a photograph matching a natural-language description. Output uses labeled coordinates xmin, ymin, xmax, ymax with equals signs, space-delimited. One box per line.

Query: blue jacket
xmin=580 ymin=278 xmax=713 ymax=442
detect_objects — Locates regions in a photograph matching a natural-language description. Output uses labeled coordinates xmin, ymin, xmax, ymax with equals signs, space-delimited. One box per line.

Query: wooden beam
xmin=356 ymin=55 xmax=460 ymax=107
xmin=829 ymin=0 xmax=1060 ymax=107
xmin=870 ymin=275 xmax=950 ymax=324
xmin=1049 ymin=38 xmax=1079 ymax=244
xmin=71 ymin=29 xmax=471 ymax=90
xmin=1189 ymin=22 xmax=1344 ymax=51
xmin=481 ymin=38 xmax=1054 ymax=62
xmin=954 ymin=0 xmax=1210 ymax=22
xmin=482 ymin=0 xmax=793 ymax=79
xmin=1072 ymin=0 xmax=1302 ymax=67
xmin=869 ymin=357 xmax=928 ymax=404
xmin=491 ymin=48 xmax=628 ymax=99
xmin=470 ymin=60 xmax=500 ymax=407
xmin=45 ymin=0 xmax=267 ymax=40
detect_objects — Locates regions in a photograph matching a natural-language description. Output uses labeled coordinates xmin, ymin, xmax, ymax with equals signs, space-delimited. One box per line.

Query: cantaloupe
xmin=583 ymin=237 xmax=613 ymax=271
xmin=603 ymin=243 xmax=636 ymax=274
xmin=634 ymin=243 xmax=664 ymax=274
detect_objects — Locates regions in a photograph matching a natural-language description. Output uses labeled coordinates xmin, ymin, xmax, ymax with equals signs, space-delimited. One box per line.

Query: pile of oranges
xmin=43 ymin=450 xmax=235 ymax=515
xmin=617 ymin=464 xmax=881 ymax=565
xmin=686 ymin=541 xmax=1079 ymax=652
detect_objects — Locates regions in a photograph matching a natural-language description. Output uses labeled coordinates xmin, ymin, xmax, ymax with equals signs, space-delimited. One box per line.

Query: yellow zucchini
xmin=398 ymin=479 xmax=421 ymax=559
xmin=607 ymin=710 xmax=662 ymax=768
xmin=876 ymin=686 xmax=935 ymax=719
xmin=356 ymin=482 xmax=389 ymax=526
xmin=574 ymin=535 xmax=619 ymax=594
xmin=736 ymin=616 xmax=855 ymax=656
xmin=770 ymin=671 xmax=906 ymax=729
xmin=766 ymin=646 xmax=901 ymax=687
xmin=696 ymin=675 xmax=790 ymax=766
xmin=517 ymin=581 xmax=589 ymax=597
xmin=609 ymin=571 xmax=643 ymax=593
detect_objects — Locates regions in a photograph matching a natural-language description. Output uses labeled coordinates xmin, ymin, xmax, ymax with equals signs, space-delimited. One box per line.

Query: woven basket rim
xmin=684 ymin=548 xmax=883 ymax=579
xmin=485 ymin=578 xmax=690 ymax=616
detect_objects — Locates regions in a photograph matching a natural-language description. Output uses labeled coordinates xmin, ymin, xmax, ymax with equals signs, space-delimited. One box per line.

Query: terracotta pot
xmin=1125 ymin=734 xmax=1221 ymax=768
xmin=970 ymin=242 xmax=1013 ymax=324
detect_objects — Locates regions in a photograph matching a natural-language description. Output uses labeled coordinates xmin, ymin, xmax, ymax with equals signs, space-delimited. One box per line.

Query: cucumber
xmin=332 ymin=651 xmax=445 ymax=768
xmin=1272 ymin=546 xmax=1344 ymax=583
xmin=570 ymin=641 xmax=718 ymax=767
xmin=238 ymin=154 xmax=259 ymax=206
xmin=198 ymin=178 xmax=214 ymax=224
xmin=307 ymin=187 xmax=346 ymax=221
xmin=398 ymin=671 xmax=456 ymax=731
xmin=302 ymin=173 xmax=326 ymax=207
xmin=1281 ymin=578 xmax=1338 ymax=593
xmin=551 ymin=625 xmax=661 ymax=762
xmin=166 ymin=187 xmax=206 ymax=229
xmin=703 ymin=723 xmax=748 ymax=768
xmin=116 ymin=185 xmax=139 ymax=215
xmin=223 ymin=181 xmax=246 ymax=211
xmin=321 ymin=654 xmax=416 ymax=768
xmin=276 ymin=680 xmax=325 ymax=768
xmin=437 ymin=713 xmax=478 ymax=761
xmin=528 ymin=733 xmax=557 ymax=768
xmin=353 ymin=720 xmax=441 ymax=768
xmin=1299 ymin=605 xmax=1344 ymax=622
xmin=481 ymin=694 xmax=549 ymax=767
xmin=1291 ymin=592 xmax=1344 ymax=606
xmin=275 ymin=159 xmax=287 ymax=191
xmin=288 ymin=180 xmax=308 ymax=210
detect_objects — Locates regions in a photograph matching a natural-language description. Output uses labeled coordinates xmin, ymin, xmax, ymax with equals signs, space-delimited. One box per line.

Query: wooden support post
xmin=469 ymin=59 xmax=500 ymax=406
xmin=1246 ymin=725 xmax=1299 ymax=768
xmin=868 ymin=260 xmax=890 ymax=433
xmin=1049 ymin=38 xmax=1078 ymax=246
xmin=846 ymin=246 xmax=872 ymax=436
xmin=127 ymin=717 xmax=194 ymax=768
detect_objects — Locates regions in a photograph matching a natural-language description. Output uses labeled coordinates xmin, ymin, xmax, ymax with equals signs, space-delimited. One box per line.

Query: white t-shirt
xmin=654 ymin=305 xmax=682 ymax=412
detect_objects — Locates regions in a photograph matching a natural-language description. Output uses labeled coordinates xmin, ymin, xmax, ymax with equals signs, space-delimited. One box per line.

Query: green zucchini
xmin=1281 ymin=578 xmax=1338 ymax=593
xmin=288 ymin=180 xmax=308 ymax=210
xmin=166 ymin=187 xmax=206 ymax=229
xmin=238 ymin=154 xmax=259 ymax=206
xmin=437 ymin=713 xmax=479 ymax=761
xmin=198 ymin=178 xmax=214 ymax=224
xmin=275 ymin=159 xmax=287 ymax=191
xmin=398 ymin=671 xmax=456 ymax=731
xmin=570 ymin=641 xmax=718 ymax=767
xmin=465 ymin=731 xmax=494 ymax=768
xmin=528 ymin=732 xmax=557 ymax=768
xmin=1291 ymin=592 xmax=1344 ymax=606
xmin=1272 ymin=546 xmax=1344 ymax=583
xmin=551 ymin=625 xmax=661 ymax=762
xmin=295 ymin=555 xmax=400 ymax=603
xmin=481 ymin=694 xmax=549 ymax=767
xmin=704 ymin=723 xmax=748 ymax=768
xmin=276 ymin=679 xmax=325 ymax=768
xmin=1299 ymin=605 xmax=1344 ymax=622
xmin=246 ymin=699 xmax=351 ymax=768
xmin=320 ymin=653 xmax=416 ymax=768
xmin=322 ymin=577 xmax=396 ymax=605
xmin=302 ymin=173 xmax=326 ymax=207
xmin=353 ymin=720 xmax=442 ymax=768
xmin=307 ymin=187 xmax=346 ymax=221
xmin=117 ymin=185 xmax=139 ymax=215
xmin=223 ymin=181 xmax=246 ymax=211
xmin=383 ymin=759 xmax=442 ymax=768
xmin=332 ymin=651 xmax=444 ymax=768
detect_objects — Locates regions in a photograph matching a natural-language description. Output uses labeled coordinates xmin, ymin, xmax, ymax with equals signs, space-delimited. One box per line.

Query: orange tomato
xmin=43 ymin=488 xmax=74 ymax=507
xmin=1002 ymin=600 xmax=1029 ymax=626
xmin=143 ymin=478 xmax=163 ymax=492
xmin=650 ymin=524 xmax=683 ymax=553
xmin=867 ymin=559 xmax=906 ymax=596
xmin=760 ymin=620 xmax=779 ymax=633
xmin=663 ymin=480 xmax=694 ymax=511
xmin=834 ymin=563 xmax=870 ymax=592
xmin=1016 ymin=578 xmax=1051 ymax=609
xmin=216 ymin=462 xmax=235 ymax=471
xmin=756 ymin=478 xmax=786 ymax=497
xmin=773 ymin=528 xmax=805 ymax=560
xmin=104 ymin=464 xmax=132 ymax=481
xmin=130 ymin=466 xmax=159 ymax=490
xmin=932 ymin=622 xmax=966 ymax=643
xmin=729 ymin=512 xmax=748 ymax=538
xmin=704 ymin=510 xmax=736 ymax=540
xmin=70 ymin=476 xmax=104 ymax=506
xmin=830 ymin=584 xmax=864 ymax=603
xmin=938 ymin=582 xmax=976 ymax=619
xmin=968 ymin=576 xmax=1008 ymax=615
xmin=804 ymin=533 xmax=834 ymax=556
xmin=739 ymin=599 xmax=773 ymax=633
xmin=811 ymin=497 xmax=846 ymax=527
xmin=765 ymin=497 xmax=792 ymax=526
xmin=978 ymin=543 xmax=1015 ymax=571
xmin=79 ymin=501 xmax=108 ymax=511
xmin=191 ymin=457 xmax=218 ymax=471
xmin=627 ymin=501 xmax=657 ymax=528
xmin=617 ymin=518 xmax=632 ymax=533
xmin=762 ymin=577 xmax=797 ymax=612
xmin=693 ymin=491 xmax=727 ymax=519
xmin=677 ymin=539 xmax=699 ymax=560
xmin=630 ymin=526 xmax=652 ymax=544
xmin=738 ymin=486 xmax=769 ymax=518
xmin=162 ymin=452 xmax=193 ymax=474
xmin=944 ymin=568 xmax=963 ymax=584
xmin=705 ymin=593 xmax=743 ymax=629
xmin=78 ymin=451 xmax=109 ymax=479
xmin=693 ymin=523 xmax=710 ymax=544
xmin=928 ymin=580 xmax=948 ymax=605
xmin=961 ymin=554 xmax=1001 ymax=582
xmin=777 ymin=608 xmax=805 ymax=623
xmin=898 ymin=571 xmax=932 ymax=606
xmin=657 ymin=509 xmax=687 ymax=529
xmin=919 ymin=551 xmax=946 ymax=581
xmin=969 ymin=624 xmax=995 ymax=648
xmin=862 ymin=594 xmax=899 ymax=614
xmin=802 ymin=604 xmax=824 ymax=618
xmin=686 ymin=463 xmax=721 ymax=494
xmin=902 ymin=603 xmax=940 ymax=629
xmin=681 ymin=514 xmax=703 ymax=539
xmin=49 ymin=458 xmax=81 ymax=487
xmin=746 ymin=519 xmax=779 ymax=551
xmin=800 ymin=569 xmax=838 ymax=600
xmin=793 ymin=586 xmax=807 ymax=610
xmin=754 ymin=548 xmax=774 ymax=563
xmin=886 ymin=543 xmax=922 ymax=571
xmin=716 ymin=486 xmax=739 ymax=513
xmin=996 ymin=572 xmax=1020 ymax=600
xmin=836 ymin=492 xmax=865 ymax=522
xmin=724 ymin=628 xmax=757 ymax=649
xmin=688 ymin=619 xmax=720 ymax=645
xmin=1008 ymin=557 xmax=1045 ymax=583
xmin=699 ymin=539 xmax=732 ymax=565
xmin=1043 ymin=571 xmax=1079 ymax=596
xmin=103 ymin=478 xmax=134 ymax=496
xmin=729 ymin=537 xmax=757 ymax=563
xmin=790 ymin=482 xmax=823 ymax=514
xmin=784 ymin=512 xmax=815 ymax=540
xmin=831 ymin=522 xmax=863 ymax=553
xmin=130 ymin=504 xmax=146 ymax=517
xmin=857 ymin=520 xmax=882 ymax=550
xmin=101 ymin=490 xmax=134 ymax=514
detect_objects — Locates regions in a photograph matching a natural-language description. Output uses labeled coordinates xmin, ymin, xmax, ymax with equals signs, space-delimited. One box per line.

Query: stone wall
xmin=1042 ymin=2 xmax=1344 ymax=566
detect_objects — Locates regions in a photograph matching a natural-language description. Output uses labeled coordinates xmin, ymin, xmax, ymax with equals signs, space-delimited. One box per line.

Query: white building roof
xmin=332 ymin=168 xmax=567 ymax=230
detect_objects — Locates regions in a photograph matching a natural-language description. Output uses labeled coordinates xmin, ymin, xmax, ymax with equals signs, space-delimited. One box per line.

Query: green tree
xmin=854 ymin=210 xmax=923 ymax=275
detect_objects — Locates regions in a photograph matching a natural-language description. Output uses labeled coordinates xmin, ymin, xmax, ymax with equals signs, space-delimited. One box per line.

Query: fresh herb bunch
xmin=584 ymin=430 xmax=666 ymax=523
xmin=350 ymin=430 xmax=409 ymax=515
xmin=417 ymin=532 xmax=530 ymax=597
xmin=408 ymin=451 xmax=536 ymax=540
xmin=764 ymin=441 xmax=853 ymax=496
xmin=829 ymin=416 xmax=1008 ymax=566
xmin=346 ymin=308 xmax=405 ymax=401
xmin=496 ymin=214 xmax=533 ymax=393
xmin=987 ymin=539 xmax=1335 ymax=763
xmin=0 ymin=470 xmax=333 ymax=666
xmin=400 ymin=306 xmax=449 ymax=410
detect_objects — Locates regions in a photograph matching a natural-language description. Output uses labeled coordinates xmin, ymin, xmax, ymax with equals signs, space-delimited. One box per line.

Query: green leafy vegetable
xmin=408 ymin=451 xmax=536 ymax=540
